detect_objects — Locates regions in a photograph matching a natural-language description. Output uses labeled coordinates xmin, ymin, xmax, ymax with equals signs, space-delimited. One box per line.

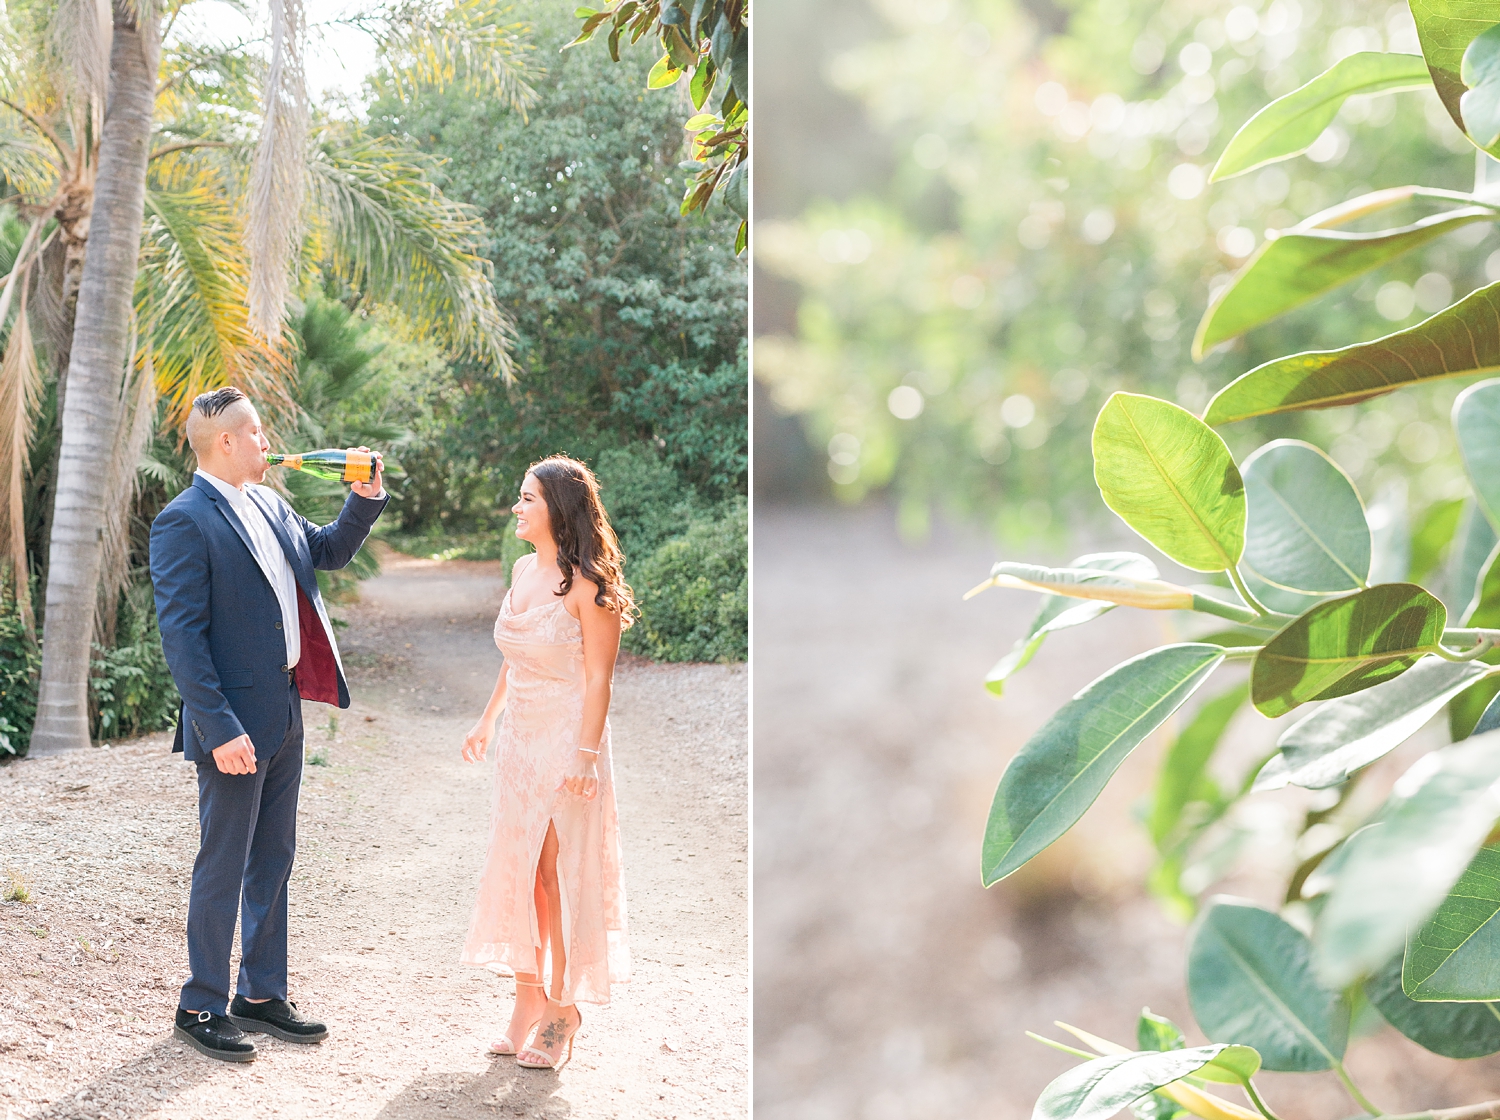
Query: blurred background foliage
xmin=755 ymin=0 xmax=1492 ymax=547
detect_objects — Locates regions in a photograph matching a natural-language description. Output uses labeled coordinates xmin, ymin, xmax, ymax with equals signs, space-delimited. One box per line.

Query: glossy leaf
xmin=646 ymin=53 xmax=683 ymax=89
xmin=1204 ymin=281 xmax=1500 ymax=424
xmin=1137 ymin=1009 xmax=1186 ymax=1052
xmin=1193 ymin=193 xmax=1494 ymax=357
xmin=1240 ymin=440 xmax=1369 ymax=594
xmin=1454 ymin=379 xmax=1500 ymax=529
xmin=1477 ymin=688 xmax=1500 ymax=736
xmin=983 ymin=553 xmax=1161 ymax=697
xmin=1250 ymin=584 xmax=1446 ymax=717
xmin=1404 ymin=842 xmax=1500 ymax=1001
xmin=1035 ymin=1046 xmax=1246 ymax=1120
xmin=982 ymin=644 xmax=1225 ymax=886
xmin=1149 ymin=683 xmax=1246 ymax=847
xmin=1464 ymin=25 xmax=1500 ymax=148
xmin=1411 ymin=0 xmax=1500 ymax=153
xmin=1453 ymin=676 xmax=1500 ymax=740
xmin=1365 ymin=952 xmax=1500 ymax=1058
xmin=1254 ymin=656 xmax=1491 ymax=791
xmin=1093 ymin=393 xmax=1246 ymax=572
xmin=1188 ymin=898 xmax=1348 ymax=1071
xmin=1450 ymin=506 xmax=1499 ymax=619
xmin=1211 ymin=53 xmax=1431 ymax=180
xmin=1313 ymin=730 xmax=1500 ymax=986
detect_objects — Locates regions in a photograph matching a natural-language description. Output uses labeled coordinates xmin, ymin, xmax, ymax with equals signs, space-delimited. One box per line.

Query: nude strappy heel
xmin=516 ymin=1002 xmax=581 ymax=1069
xmin=488 ymin=978 xmax=547 ymax=1056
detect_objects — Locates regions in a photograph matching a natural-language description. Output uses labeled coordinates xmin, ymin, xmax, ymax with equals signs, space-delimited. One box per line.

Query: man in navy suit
xmin=150 ymin=387 xmax=387 ymax=1062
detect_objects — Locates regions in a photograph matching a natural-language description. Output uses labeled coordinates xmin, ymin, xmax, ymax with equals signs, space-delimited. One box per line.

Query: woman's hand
xmin=559 ymin=750 xmax=599 ymax=800
xmin=462 ymin=718 xmax=493 ymax=763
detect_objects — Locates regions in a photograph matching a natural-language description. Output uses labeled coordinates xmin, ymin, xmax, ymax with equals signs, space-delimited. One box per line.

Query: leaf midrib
xmin=1117 ymin=398 xmax=1235 ymax=569
xmin=1216 ymin=927 xmax=1339 ymax=1066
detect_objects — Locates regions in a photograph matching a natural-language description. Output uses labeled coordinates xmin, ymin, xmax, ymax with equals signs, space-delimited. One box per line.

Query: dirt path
xmin=0 ymin=549 xmax=747 ymax=1120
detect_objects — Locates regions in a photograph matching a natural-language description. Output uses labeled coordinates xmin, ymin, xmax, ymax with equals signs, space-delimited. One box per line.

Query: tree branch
xmin=148 ymin=140 xmax=236 ymax=161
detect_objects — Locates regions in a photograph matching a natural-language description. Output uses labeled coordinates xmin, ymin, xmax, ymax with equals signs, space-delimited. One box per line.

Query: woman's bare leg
xmin=493 ymin=853 xmax=550 ymax=1051
xmin=519 ymin=821 xmax=581 ymax=1065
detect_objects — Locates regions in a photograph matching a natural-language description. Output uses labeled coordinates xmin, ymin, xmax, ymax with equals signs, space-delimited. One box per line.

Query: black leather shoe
xmin=228 ymin=995 xmax=329 ymax=1043
xmin=173 ymin=1008 xmax=257 ymax=1062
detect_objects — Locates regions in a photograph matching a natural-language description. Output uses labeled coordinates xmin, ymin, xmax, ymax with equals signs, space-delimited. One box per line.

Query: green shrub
xmin=0 ymin=581 xmax=40 ymax=756
xmin=595 ymin=444 xmax=703 ymax=565
xmin=91 ymin=586 xmax=179 ymax=741
xmin=622 ymin=500 xmax=746 ymax=663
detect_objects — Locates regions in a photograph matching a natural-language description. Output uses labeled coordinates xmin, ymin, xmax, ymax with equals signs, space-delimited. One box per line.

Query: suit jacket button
xmin=275 ymin=621 xmax=282 ymax=630
xmin=280 ymin=664 xmax=289 ymax=673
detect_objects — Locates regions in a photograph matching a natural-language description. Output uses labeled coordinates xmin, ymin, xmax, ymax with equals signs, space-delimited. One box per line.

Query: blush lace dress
xmin=460 ymin=587 xmax=631 ymax=1004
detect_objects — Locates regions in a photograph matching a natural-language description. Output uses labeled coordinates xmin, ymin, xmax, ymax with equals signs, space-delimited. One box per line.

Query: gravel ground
xmin=0 ymin=549 xmax=747 ymax=1119
xmin=754 ymin=504 xmax=1500 ymax=1120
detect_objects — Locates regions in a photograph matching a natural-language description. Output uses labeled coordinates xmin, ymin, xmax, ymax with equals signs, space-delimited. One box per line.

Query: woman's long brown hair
xmin=527 ymin=455 xmax=637 ymax=628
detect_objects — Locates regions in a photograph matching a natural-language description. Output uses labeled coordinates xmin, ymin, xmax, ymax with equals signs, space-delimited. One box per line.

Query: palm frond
xmin=357 ymin=0 xmax=540 ymax=114
xmin=0 ymin=271 xmax=40 ymax=631
xmin=138 ymin=181 xmax=293 ymax=428
xmin=246 ymin=0 xmax=308 ymax=340
xmin=47 ymin=0 xmax=110 ymax=136
xmin=305 ymin=130 xmax=513 ymax=374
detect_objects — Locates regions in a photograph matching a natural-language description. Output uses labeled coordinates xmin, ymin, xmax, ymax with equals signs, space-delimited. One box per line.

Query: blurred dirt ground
xmin=753 ymin=504 xmax=1500 ymax=1120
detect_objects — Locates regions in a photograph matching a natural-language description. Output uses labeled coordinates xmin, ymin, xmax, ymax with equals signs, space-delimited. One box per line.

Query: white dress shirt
xmin=196 ymin=469 xmax=301 ymax=668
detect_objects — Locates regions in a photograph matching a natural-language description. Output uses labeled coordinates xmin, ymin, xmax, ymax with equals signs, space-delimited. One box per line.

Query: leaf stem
xmin=1384 ymin=1099 xmax=1500 ymax=1120
xmin=1023 ymin=1031 xmax=1097 ymax=1061
xmin=1226 ymin=566 xmax=1275 ymax=619
xmin=1334 ymin=1060 xmax=1384 ymax=1117
xmin=1432 ymin=637 xmax=1496 ymax=662
xmin=1192 ymin=591 xmax=1263 ymax=626
xmin=1241 ymin=1079 xmax=1284 ymax=1120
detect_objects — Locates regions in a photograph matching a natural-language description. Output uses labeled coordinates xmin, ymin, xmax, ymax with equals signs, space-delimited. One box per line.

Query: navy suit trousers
xmin=180 ymin=677 xmax=304 ymax=1015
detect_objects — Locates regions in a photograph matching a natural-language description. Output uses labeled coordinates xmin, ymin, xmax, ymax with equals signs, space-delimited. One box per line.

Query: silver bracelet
xmin=577 ymin=747 xmax=600 ymax=755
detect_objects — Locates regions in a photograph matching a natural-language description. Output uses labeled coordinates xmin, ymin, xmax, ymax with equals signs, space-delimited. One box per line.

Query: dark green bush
xmin=595 ymin=444 xmax=703 ymax=564
xmin=0 ymin=581 xmax=40 ymax=756
xmin=91 ymin=586 xmax=179 ymax=741
xmin=622 ymin=499 xmax=746 ymax=664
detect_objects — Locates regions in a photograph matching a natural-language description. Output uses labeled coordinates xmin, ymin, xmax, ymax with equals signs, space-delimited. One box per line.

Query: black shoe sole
xmin=173 ymin=1025 xmax=257 ymax=1063
xmin=227 ymin=1014 xmax=328 ymax=1044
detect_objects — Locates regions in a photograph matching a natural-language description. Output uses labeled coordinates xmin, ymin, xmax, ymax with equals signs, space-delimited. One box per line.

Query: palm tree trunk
xmin=28 ymin=0 xmax=158 ymax=755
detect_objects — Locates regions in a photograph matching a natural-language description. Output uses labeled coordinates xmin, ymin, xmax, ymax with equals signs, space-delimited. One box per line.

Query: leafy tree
xmin=8 ymin=0 xmax=533 ymax=753
xmin=364 ymin=3 xmax=746 ymax=532
xmin=983 ymin=6 xmax=1500 ymax=1116
xmin=569 ymin=0 xmax=749 ymax=253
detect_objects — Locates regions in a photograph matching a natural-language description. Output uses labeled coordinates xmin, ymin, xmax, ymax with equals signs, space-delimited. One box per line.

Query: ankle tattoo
xmin=537 ymin=1016 xmax=569 ymax=1047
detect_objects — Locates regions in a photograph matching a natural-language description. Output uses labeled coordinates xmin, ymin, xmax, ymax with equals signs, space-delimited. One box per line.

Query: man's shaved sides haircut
xmin=185 ymin=387 xmax=251 ymax=458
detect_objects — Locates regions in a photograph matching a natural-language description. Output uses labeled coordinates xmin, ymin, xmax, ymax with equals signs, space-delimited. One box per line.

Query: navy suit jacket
xmin=150 ymin=475 xmax=386 ymax=762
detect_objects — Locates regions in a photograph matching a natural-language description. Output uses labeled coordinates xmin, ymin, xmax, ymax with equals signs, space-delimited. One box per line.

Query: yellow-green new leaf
xmin=1192 ymin=189 xmax=1495 ymax=357
xmin=1210 ymin=53 xmax=1431 ymax=181
xmin=1204 ymin=280 xmax=1500 ymax=424
xmin=1033 ymin=1046 xmax=1258 ymax=1120
xmin=1250 ymin=584 xmax=1446 ymax=717
xmin=1094 ymin=393 xmax=1245 ymax=572
xmin=1411 ymin=0 xmax=1500 ymax=155
xmin=983 ymin=644 xmax=1224 ymax=886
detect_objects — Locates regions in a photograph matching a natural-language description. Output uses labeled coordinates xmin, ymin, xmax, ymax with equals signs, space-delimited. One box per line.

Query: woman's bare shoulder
xmin=509 ymin=552 xmax=536 ymax=584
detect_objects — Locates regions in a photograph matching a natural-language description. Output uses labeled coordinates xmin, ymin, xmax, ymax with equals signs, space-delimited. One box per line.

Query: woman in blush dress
xmin=460 ymin=455 xmax=633 ymax=1069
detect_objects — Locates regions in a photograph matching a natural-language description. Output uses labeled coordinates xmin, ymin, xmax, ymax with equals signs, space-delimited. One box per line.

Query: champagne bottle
xmin=265 ymin=449 xmax=378 ymax=484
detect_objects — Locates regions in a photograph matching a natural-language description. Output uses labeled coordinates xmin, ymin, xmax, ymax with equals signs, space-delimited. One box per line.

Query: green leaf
xmin=984 ymin=553 xmax=1161 ymax=697
xmin=1454 ymin=379 xmax=1500 ymax=530
xmin=970 ymin=560 xmax=1194 ymax=612
xmin=982 ymin=644 xmax=1225 ymax=886
xmin=1365 ymin=951 xmax=1500 ymax=1058
xmin=684 ymin=112 xmax=717 ymax=132
xmin=1210 ymin=53 xmax=1431 ymax=181
xmin=1411 ymin=497 xmax=1465 ymax=585
xmin=1204 ymin=281 xmax=1500 ymax=424
xmin=1251 ymin=584 xmax=1447 ymax=717
xmin=1192 ymin=193 xmax=1494 ymax=357
xmin=647 ymin=53 xmax=683 ymax=89
xmin=1314 ymin=731 xmax=1500 ymax=986
xmin=1093 ymin=393 xmax=1246 ymax=572
xmin=1241 ymin=440 xmax=1369 ymax=595
xmin=1034 ymin=1046 xmax=1252 ymax=1120
xmin=1197 ymin=1046 xmax=1262 ymax=1084
xmin=689 ymin=56 xmax=716 ymax=110
xmin=734 ymin=217 xmax=746 ymax=256
xmin=573 ymin=6 xmax=598 ymax=16
xmin=1453 ymin=675 xmax=1500 ymax=740
xmin=724 ymin=160 xmax=748 ymax=219
xmin=1148 ymin=683 xmax=1246 ymax=847
xmin=1254 ymin=656 xmax=1491 ymax=790
xmin=1405 ymin=842 xmax=1500 ymax=1000
xmin=1188 ymin=898 xmax=1348 ymax=1071
xmin=1411 ymin=0 xmax=1500 ymax=151
xmin=1137 ymin=1008 xmax=1187 ymax=1052
xmin=1463 ymin=25 xmax=1500 ymax=148
xmin=1449 ymin=505 xmax=1498 ymax=619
